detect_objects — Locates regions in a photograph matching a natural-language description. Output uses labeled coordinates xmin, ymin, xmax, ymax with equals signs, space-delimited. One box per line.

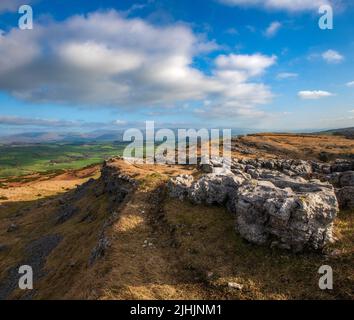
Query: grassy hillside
xmin=233 ymin=134 xmax=354 ymax=161
xmin=0 ymin=134 xmax=353 ymax=300
xmin=0 ymin=143 xmax=127 ymax=178
xmin=0 ymin=160 xmax=352 ymax=300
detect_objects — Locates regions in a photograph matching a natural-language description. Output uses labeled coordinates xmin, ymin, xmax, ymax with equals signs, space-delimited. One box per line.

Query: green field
xmin=0 ymin=142 xmax=128 ymax=178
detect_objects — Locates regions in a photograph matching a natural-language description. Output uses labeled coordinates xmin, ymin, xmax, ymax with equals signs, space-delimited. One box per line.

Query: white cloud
xmin=346 ymin=81 xmax=354 ymax=87
xmin=215 ymin=53 xmax=277 ymax=76
xmin=218 ymin=0 xmax=332 ymax=12
xmin=58 ymin=42 xmax=143 ymax=74
xmin=265 ymin=21 xmax=282 ymax=37
xmin=0 ymin=10 xmax=276 ymax=120
xmin=298 ymin=90 xmax=334 ymax=99
xmin=322 ymin=50 xmax=344 ymax=64
xmin=0 ymin=11 xmax=212 ymax=105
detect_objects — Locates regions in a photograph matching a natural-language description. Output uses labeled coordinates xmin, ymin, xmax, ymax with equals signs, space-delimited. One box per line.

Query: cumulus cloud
xmin=218 ymin=0 xmax=332 ymax=12
xmin=0 ymin=10 xmax=276 ymax=119
xmin=215 ymin=53 xmax=277 ymax=77
xmin=0 ymin=11 xmax=209 ymax=105
xmin=298 ymin=90 xmax=334 ymax=99
xmin=322 ymin=50 xmax=344 ymax=63
xmin=265 ymin=21 xmax=282 ymax=37
xmin=346 ymin=81 xmax=354 ymax=87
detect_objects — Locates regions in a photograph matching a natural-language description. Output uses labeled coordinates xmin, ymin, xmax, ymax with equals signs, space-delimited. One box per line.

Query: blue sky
xmin=0 ymin=0 xmax=353 ymax=135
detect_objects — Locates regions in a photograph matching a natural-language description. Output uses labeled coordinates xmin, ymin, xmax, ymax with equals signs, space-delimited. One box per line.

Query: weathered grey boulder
xmin=199 ymin=157 xmax=231 ymax=174
xmin=331 ymin=159 xmax=354 ymax=173
xmin=285 ymin=160 xmax=313 ymax=177
xmin=188 ymin=173 xmax=245 ymax=205
xmin=231 ymin=168 xmax=251 ymax=180
xmin=212 ymin=167 xmax=234 ymax=175
xmin=234 ymin=180 xmax=338 ymax=252
xmin=248 ymin=169 xmax=307 ymax=188
xmin=326 ymin=171 xmax=354 ymax=187
xmin=168 ymin=175 xmax=194 ymax=200
xmin=168 ymin=157 xmax=341 ymax=252
xmin=232 ymin=163 xmax=246 ymax=172
xmin=336 ymin=186 xmax=354 ymax=209
xmin=210 ymin=156 xmax=225 ymax=168
xmin=311 ymin=161 xmax=331 ymax=174
xmin=235 ymin=158 xmax=313 ymax=177
xmin=338 ymin=171 xmax=354 ymax=187
xmin=169 ymin=173 xmax=245 ymax=206
xmin=324 ymin=171 xmax=354 ymax=209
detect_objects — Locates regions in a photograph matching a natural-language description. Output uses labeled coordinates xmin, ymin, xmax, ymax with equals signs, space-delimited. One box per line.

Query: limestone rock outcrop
xmin=234 ymin=180 xmax=337 ymax=252
xmin=168 ymin=158 xmax=341 ymax=252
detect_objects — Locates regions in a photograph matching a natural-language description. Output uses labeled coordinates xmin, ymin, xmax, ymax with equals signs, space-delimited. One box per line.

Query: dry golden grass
xmin=0 ymin=165 xmax=100 ymax=204
xmin=0 ymin=158 xmax=353 ymax=300
xmin=98 ymin=161 xmax=354 ymax=300
xmin=0 ymin=174 xmax=110 ymax=299
xmin=233 ymin=134 xmax=354 ymax=160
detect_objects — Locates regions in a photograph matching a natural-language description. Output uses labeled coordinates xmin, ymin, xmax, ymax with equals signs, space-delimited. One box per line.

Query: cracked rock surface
xmin=168 ymin=157 xmax=344 ymax=252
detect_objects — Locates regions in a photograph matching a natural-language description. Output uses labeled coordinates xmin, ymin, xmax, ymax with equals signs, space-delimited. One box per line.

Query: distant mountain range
xmin=0 ymin=130 xmax=125 ymax=144
xmin=0 ymin=128 xmax=256 ymax=144
xmin=1 ymin=127 xmax=353 ymax=144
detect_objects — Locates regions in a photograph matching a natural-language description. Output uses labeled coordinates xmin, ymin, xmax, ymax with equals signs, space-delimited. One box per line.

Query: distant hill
xmin=316 ymin=127 xmax=354 ymax=139
xmin=3 ymin=127 xmax=353 ymax=144
xmin=0 ymin=130 xmax=125 ymax=144
xmin=0 ymin=128 xmax=258 ymax=144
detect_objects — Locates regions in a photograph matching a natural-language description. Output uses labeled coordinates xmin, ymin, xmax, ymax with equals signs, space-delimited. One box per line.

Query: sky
xmin=0 ymin=0 xmax=353 ymax=135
